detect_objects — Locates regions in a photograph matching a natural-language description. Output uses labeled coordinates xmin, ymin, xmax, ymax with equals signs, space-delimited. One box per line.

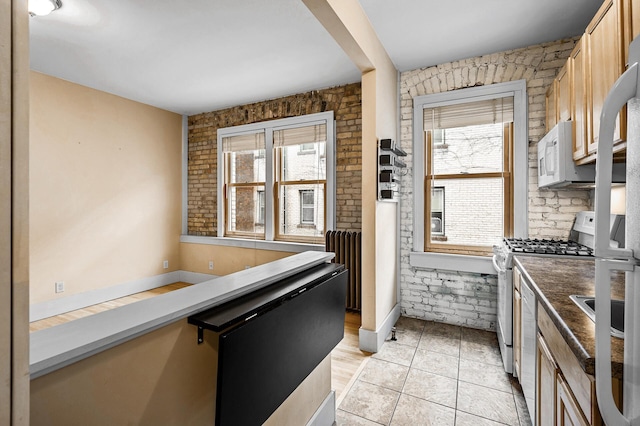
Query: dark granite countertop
xmin=513 ymin=256 xmax=625 ymax=378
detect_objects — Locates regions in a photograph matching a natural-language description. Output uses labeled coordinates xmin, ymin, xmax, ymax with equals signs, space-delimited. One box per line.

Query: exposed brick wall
xmin=399 ymin=37 xmax=589 ymax=330
xmin=188 ymin=83 xmax=362 ymax=236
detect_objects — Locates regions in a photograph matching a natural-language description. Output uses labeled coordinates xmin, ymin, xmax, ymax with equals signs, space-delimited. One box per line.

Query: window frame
xmin=410 ymin=80 xmax=528 ymax=273
xmin=216 ymin=111 xmax=335 ymax=243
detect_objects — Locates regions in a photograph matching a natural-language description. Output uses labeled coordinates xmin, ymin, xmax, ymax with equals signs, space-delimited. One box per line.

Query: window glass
xmin=256 ymin=190 xmax=265 ymax=225
xmin=430 ymin=124 xmax=504 ymax=175
xmin=227 ymin=185 xmax=265 ymax=235
xmin=424 ymin=96 xmax=513 ymax=254
xmin=222 ymin=132 xmax=266 ymax=238
xmin=429 ymin=178 xmax=503 ymax=247
xmin=278 ymin=183 xmax=324 ymax=239
xmin=228 ymin=149 xmax=266 ymax=183
xmin=300 ymin=190 xmax=315 ymax=224
xmin=431 ymin=187 xmax=444 ymax=236
xmin=280 ymin=142 xmax=326 ymax=182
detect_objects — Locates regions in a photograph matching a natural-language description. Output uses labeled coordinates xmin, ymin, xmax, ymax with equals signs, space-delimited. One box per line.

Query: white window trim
xmin=216 ymin=111 xmax=335 ymax=242
xmin=410 ymin=80 xmax=528 ymax=274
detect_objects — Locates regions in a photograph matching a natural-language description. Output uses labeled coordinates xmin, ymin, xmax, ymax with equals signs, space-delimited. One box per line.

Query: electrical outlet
xmin=163 ymin=260 xmax=169 ymax=269
xmin=55 ymin=281 xmax=65 ymax=293
xmin=208 ymin=260 xmax=214 ymax=270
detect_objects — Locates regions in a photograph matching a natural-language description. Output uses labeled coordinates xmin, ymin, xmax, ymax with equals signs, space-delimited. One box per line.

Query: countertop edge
xmin=513 ymin=255 xmax=623 ymax=378
xmin=29 ymin=251 xmax=335 ymax=379
xmin=515 ymin=256 xmax=593 ymax=372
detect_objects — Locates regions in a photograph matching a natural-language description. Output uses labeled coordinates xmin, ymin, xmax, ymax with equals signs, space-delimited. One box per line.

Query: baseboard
xmin=30 ymin=270 xmax=218 ymax=322
xmin=306 ymin=390 xmax=335 ymax=426
xmin=358 ymin=303 xmax=401 ymax=353
xmin=179 ymin=270 xmax=218 ymax=284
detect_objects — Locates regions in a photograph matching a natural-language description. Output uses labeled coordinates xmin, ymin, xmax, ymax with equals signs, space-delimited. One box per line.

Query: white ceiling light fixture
xmin=29 ymin=0 xmax=62 ymax=17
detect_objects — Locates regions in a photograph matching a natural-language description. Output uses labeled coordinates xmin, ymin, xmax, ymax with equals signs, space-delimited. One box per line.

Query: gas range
xmin=492 ymin=211 xmax=624 ymax=376
xmin=503 ymin=238 xmax=594 ymax=257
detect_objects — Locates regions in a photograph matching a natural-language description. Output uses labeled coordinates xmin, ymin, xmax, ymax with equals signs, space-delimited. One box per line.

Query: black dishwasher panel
xmin=188 ymin=262 xmax=347 ymax=426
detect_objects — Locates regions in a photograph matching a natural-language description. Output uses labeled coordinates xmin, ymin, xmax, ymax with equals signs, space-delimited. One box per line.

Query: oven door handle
xmin=492 ymin=255 xmax=504 ymax=273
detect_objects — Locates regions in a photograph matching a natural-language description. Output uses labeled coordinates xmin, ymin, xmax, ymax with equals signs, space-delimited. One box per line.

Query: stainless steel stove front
xmin=492 ymin=244 xmax=513 ymax=374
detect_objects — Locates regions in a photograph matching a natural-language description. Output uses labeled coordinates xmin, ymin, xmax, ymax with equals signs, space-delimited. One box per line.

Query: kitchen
xmin=2 ymin=0 xmax=639 ymax=425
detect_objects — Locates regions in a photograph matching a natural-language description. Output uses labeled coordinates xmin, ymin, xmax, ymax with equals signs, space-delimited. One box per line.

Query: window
xmin=299 ymin=143 xmax=315 ymax=153
xmin=411 ymin=81 xmax=528 ymax=268
xmin=217 ymin=112 xmax=334 ymax=244
xmin=299 ymin=190 xmax=315 ymax=225
xmin=424 ymin=98 xmax=513 ymax=256
xmin=432 ymin=129 xmax=448 ymax=149
xmin=256 ymin=190 xmax=265 ymax=225
xmin=222 ymin=133 xmax=266 ymax=238
xmin=431 ymin=187 xmax=445 ymax=237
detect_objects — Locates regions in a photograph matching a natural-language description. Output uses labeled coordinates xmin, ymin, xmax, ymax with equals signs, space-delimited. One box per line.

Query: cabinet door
xmin=557 ymin=62 xmax=572 ymax=123
xmin=557 ymin=374 xmax=590 ymax=426
xmin=623 ymin=0 xmax=640 ymax=61
xmin=546 ymin=80 xmax=558 ymax=133
xmin=537 ymin=334 xmax=557 ymax=426
xmin=587 ymin=0 xmax=625 ymax=154
xmin=571 ymin=36 xmax=589 ymax=161
xmin=513 ymin=285 xmax=522 ymax=379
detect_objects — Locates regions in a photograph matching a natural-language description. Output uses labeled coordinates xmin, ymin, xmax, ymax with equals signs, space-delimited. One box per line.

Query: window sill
xmin=180 ymin=235 xmax=325 ymax=253
xmin=409 ymin=251 xmax=496 ymax=275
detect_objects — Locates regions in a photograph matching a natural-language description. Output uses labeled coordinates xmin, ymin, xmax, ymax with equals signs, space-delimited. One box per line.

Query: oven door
xmin=495 ymin=260 xmax=512 ymax=347
xmin=493 ymin=247 xmax=513 ymax=373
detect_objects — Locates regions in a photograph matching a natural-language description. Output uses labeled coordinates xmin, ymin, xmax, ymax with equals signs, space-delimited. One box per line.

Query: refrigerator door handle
xmin=595 ymin=259 xmax=635 ymax=426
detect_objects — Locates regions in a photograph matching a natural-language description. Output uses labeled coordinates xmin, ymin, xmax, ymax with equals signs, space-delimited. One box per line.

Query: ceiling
xmin=29 ymin=0 xmax=603 ymax=116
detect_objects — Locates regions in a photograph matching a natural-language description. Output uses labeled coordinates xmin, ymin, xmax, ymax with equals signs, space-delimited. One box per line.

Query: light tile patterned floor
xmin=336 ymin=317 xmax=532 ymax=426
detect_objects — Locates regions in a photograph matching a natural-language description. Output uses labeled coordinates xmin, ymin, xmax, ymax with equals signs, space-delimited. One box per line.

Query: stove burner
xmin=503 ymin=238 xmax=593 ymax=257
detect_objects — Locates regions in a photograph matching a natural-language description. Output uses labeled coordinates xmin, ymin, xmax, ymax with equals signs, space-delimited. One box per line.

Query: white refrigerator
xmin=594 ymin=36 xmax=640 ymax=425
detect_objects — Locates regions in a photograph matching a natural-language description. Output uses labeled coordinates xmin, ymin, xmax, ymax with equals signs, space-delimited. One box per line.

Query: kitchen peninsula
xmin=29 ymin=251 xmax=345 ymax=426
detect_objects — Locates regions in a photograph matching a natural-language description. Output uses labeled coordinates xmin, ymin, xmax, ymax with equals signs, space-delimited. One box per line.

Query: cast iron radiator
xmin=325 ymin=230 xmax=361 ymax=311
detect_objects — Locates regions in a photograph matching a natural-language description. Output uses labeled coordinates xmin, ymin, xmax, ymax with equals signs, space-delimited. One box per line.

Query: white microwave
xmin=537 ymin=121 xmax=625 ymax=188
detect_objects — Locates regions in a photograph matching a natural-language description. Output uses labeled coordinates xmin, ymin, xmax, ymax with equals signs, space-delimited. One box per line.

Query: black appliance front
xmin=215 ymin=267 xmax=347 ymax=426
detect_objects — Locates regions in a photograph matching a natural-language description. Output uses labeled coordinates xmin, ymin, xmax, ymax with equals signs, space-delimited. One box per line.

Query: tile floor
xmin=336 ymin=317 xmax=532 ymax=426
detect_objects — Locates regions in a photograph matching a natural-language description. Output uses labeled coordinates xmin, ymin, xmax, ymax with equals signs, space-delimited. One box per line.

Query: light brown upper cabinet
xmin=557 ymin=62 xmax=572 ymax=123
xmin=586 ymin=0 xmax=626 ymax=157
xmin=546 ymin=80 xmax=558 ymax=133
xmin=545 ymin=0 xmax=637 ymax=164
xmin=571 ymin=36 xmax=590 ymax=162
xmin=623 ymin=0 xmax=640 ymax=61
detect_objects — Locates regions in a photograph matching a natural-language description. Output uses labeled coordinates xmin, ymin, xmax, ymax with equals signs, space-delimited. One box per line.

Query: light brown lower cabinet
xmin=557 ymin=374 xmax=590 ymax=426
xmin=537 ymin=333 xmax=557 ymax=426
xmin=536 ymin=305 xmax=624 ymax=426
xmin=537 ymin=332 xmax=589 ymax=426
